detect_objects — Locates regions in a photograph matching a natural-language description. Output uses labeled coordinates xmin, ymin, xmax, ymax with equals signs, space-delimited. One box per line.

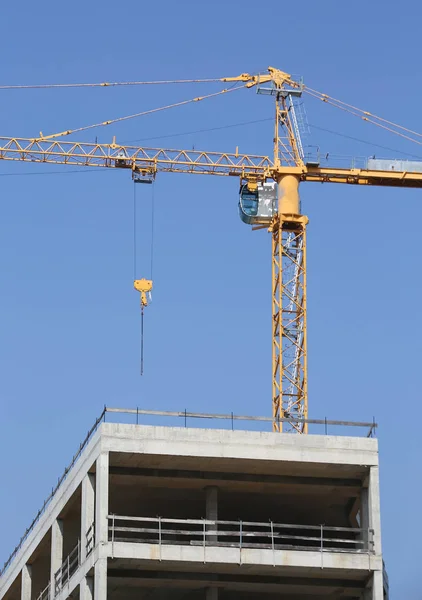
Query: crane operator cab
xmin=239 ymin=180 xmax=277 ymax=225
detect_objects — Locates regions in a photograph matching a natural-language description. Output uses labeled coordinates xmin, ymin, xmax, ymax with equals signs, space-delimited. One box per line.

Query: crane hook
xmin=134 ymin=278 xmax=153 ymax=375
xmin=134 ymin=278 xmax=153 ymax=308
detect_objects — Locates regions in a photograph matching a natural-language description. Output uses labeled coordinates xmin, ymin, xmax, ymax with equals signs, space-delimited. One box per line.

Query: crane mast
xmin=2 ymin=67 xmax=422 ymax=432
xmin=271 ymin=86 xmax=308 ymax=433
xmin=272 ymin=179 xmax=308 ymax=433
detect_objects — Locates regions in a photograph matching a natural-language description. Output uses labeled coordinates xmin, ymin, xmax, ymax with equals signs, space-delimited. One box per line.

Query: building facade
xmin=0 ymin=417 xmax=386 ymax=600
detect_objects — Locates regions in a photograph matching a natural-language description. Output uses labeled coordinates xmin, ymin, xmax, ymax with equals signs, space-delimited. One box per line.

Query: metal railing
xmin=85 ymin=523 xmax=95 ymax=558
xmin=383 ymin=560 xmax=390 ymax=598
xmin=54 ymin=541 xmax=80 ymax=595
xmin=0 ymin=410 xmax=105 ymax=576
xmin=1 ymin=405 xmax=376 ymax=577
xmin=35 ymin=582 xmax=50 ymax=600
xmin=33 ymin=526 xmax=93 ymax=600
xmin=107 ymin=515 xmax=374 ymax=559
xmin=105 ymin=407 xmax=377 ymax=437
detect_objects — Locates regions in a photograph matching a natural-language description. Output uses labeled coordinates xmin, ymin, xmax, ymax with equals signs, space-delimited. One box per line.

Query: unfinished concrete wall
xmin=59 ymin=485 xmax=82 ymax=559
xmin=29 ymin=554 xmax=49 ymax=600
xmin=108 ymin=474 xmax=361 ymax=529
xmin=109 ymin=481 xmax=205 ymax=520
xmin=0 ymin=573 xmax=20 ymax=600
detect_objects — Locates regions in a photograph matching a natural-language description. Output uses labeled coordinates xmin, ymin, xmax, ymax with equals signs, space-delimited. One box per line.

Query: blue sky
xmin=0 ymin=1 xmax=421 ymax=597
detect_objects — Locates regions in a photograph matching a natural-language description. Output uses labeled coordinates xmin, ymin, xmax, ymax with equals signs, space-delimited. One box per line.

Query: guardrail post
xmin=158 ymin=516 xmax=162 ymax=561
xmin=203 ymin=519 xmax=206 ymax=564
xmin=111 ymin=515 xmax=115 ymax=558
xmin=239 ymin=520 xmax=242 ymax=565
xmin=320 ymin=524 xmax=324 ymax=569
xmin=54 ymin=570 xmax=60 ymax=597
xmin=270 ymin=521 xmax=275 ymax=566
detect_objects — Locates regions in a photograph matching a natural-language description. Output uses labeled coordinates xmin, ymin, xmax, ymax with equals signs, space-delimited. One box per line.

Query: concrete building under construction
xmin=0 ymin=409 xmax=387 ymax=600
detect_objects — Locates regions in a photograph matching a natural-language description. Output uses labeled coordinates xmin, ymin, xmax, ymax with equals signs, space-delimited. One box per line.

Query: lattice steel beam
xmin=272 ymin=215 xmax=308 ymax=433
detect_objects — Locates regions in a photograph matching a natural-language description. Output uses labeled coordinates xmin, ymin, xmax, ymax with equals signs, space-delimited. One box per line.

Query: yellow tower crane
xmin=1 ymin=67 xmax=422 ymax=433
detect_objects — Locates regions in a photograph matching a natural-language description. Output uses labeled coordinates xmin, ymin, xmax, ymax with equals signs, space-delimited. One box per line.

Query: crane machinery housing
xmin=1 ymin=66 xmax=421 ymax=433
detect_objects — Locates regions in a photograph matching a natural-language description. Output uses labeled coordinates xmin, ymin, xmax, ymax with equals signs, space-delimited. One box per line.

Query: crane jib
xmin=1 ymin=137 xmax=422 ymax=187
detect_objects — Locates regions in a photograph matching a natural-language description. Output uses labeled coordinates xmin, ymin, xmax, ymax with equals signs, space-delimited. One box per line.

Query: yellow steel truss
xmin=1 ymin=136 xmax=422 ymax=187
xmin=272 ymin=216 xmax=308 ymax=433
xmin=2 ymin=67 xmax=422 ymax=432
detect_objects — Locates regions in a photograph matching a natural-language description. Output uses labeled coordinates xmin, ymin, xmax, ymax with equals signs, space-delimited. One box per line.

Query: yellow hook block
xmin=134 ymin=278 xmax=153 ymax=308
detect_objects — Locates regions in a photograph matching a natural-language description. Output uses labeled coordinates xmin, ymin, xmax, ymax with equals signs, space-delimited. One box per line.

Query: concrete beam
xmin=110 ymin=541 xmax=382 ymax=573
xmin=107 ymin=568 xmax=365 ymax=593
xmin=81 ymin=474 xmax=95 ymax=562
xmin=101 ymin=423 xmax=379 ymax=468
xmin=50 ymin=520 xmax=63 ymax=597
xmin=95 ymin=453 xmax=109 ymax=547
xmin=109 ymin=466 xmax=362 ymax=493
xmin=20 ymin=565 xmax=32 ymax=600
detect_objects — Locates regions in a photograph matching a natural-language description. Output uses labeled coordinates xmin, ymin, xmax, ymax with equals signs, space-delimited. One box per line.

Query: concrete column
xmin=50 ymin=519 xmax=64 ymax=597
xmin=360 ymin=466 xmax=382 ymax=555
xmin=21 ymin=564 xmax=32 ymax=600
xmin=360 ymin=486 xmax=369 ymax=550
xmin=372 ymin=571 xmax=384 ymax=600
xmin=205 ymin=486 xmax=218 ymax=543
xmin=95 ymin=453 xmax=109 ymax=547
xmin=368 ymin=466 xmax=382 ymax=555
xmin=80 ymin=575 xmax=94 ymax=600
xmin=81 ymin=473 xmax=95 ymax=562
xmin=94 ymin=559 xmax=107 ymax=600
xmin=205 ymin=588 xmax=218 ymax=600
xmin=364 ymin=571 xmax=383 ymax=600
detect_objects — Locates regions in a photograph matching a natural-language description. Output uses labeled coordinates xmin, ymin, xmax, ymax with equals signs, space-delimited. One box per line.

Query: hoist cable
xmin=38 ymin=85 xmax=247 ymax=141
xmin=150 ymin=183 xmax=155 ymax=280
xmin=140 ymin=308 xmax=144 ymax=376
xmin=133 ymin=183 xmax=137 ymax=280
